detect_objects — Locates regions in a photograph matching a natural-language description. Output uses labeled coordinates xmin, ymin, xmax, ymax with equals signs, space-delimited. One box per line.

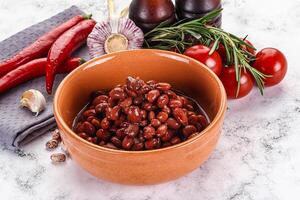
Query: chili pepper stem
xmin=84 ymin=14 xmax=93 ymax=19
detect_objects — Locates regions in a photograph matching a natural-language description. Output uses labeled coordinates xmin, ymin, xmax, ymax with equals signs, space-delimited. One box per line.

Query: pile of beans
xmin=74 ymin=77 xmax=208 ymax=151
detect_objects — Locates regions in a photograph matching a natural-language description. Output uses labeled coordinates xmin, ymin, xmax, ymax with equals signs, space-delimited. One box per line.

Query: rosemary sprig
xmin=144 ymin=9 xmax=267 ymax=96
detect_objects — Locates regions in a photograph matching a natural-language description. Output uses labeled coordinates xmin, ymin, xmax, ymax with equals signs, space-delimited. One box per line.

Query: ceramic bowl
xmin=53 ymin=49 xmax=227 ymax=185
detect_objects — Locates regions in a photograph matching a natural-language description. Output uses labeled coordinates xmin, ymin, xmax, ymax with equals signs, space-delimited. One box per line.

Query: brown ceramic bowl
xmin=53 ymin=49 xmax=227 ymax=185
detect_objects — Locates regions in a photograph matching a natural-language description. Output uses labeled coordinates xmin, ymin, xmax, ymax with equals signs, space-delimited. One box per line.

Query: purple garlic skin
xmin=87 ymin=18 xmax=144 ymax=58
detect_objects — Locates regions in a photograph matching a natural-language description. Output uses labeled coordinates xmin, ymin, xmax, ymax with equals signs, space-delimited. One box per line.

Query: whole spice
xmin=129 ymin=0 xmax=176 ymax=33
xmin=144 ymin=9 xmax=267 ymax=95
xmin=50 ymin=153 xmax=66 ymax=163
xmin=73 ymin=76 xmax=209 ymax=151
xmin=46 ymin=139 xmax=59 ymax=150
xmin=51 ymin=129 xmax=61 ymax=141
xmin=87 ymin=0 xmax=144 ymax=58
xmin=46 ymin=19 xmax=96 ymax=94
xmin=20 ymin=89 xmax=46 ymax=116
xmin=0 ymin=15 xmax=89 ymax=77
xmin=0 ymin=58 xmax=85 ymax=94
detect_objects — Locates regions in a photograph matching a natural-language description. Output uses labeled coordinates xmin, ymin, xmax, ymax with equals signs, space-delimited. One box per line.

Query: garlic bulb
xmin=87 ymin=0 xmax=144 ymax=58
xmin=20 ymin=89 xmax=46 ymax=116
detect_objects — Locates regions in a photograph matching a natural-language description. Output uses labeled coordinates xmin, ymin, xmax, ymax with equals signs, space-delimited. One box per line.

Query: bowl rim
xmin=53 ymin=49 xmax=227 ymax=155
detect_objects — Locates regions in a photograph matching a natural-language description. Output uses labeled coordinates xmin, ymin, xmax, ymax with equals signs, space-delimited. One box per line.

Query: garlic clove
xmin=20 ymin=89 xmax=46 ymax=116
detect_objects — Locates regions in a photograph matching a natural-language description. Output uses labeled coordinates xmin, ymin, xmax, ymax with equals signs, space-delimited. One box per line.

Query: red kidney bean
xmin=161 ymin=130 xmax=174 ymax=142
xmin=138 ymin=84 xmax=151 ymax=95
xmin=148 ymin=111 xmax=155 ymax=121
xmin=198 ymin=115 xmax=208 ymax=127
xmin=122 ymin=136 xmax=134 ymax=150
xmin=162 ymin=106 xmax=171 ymax=114
xmin=101 ymin=117 xmax=110 ymax=129
xmin=140 ymin=109 xmax=147 ymax=119
xmin=132 ymin=142 xmax=144 ymax=151
xmin=116 ymin=128 xmax=126 ymax=140
xmin=119 ymin=97 xmax=132 ymax=108
xmin=187 ymin=111 xmax=196 ymax=116
xmin=91 ymin=118 xmax=101 ymax=129
xmin=185 ymin=104 xmax=194 ymax=111
xmin=146 ymin=80 xmax=156 ymax=89
xmin=86 ymin=116 xmax=95 ymax=122
xmin=139 ymin=120 xmax=148 ymax=127
xmin=156 ymin=82 xmax=171 ymax=91
xmin=109 ymin=125 xmax=118 ymax=133
xmin=124 ymin=86 xmax=138 ymax=97
xmin=195 ymin=123 xmax=204 ymax=132
xmin=95 ymin=102 xmax=109 ymax=114
xmin=173 ymin=108 xmax=188 ymax=126
xmin=182 ymin=125 xmax=197 ymax=138
xmin=169 ymin=99 xmax=183 ymax=108
xmin=126 ymin=76 xmax=143 ymax=91
xmin=120 ymin=122 xmax=130 ymax=128
xmin=78 ymin=132 xmax=88 ymax=140
xmin=145 ymin=138 xmax=159 ymax=150
xmin=143 ymin=126 xmax=156 ymax=139
xmin=151 ymin=119 xmax=161 ymax=128
xmin=83 ymin=109 xmax=96 ymax=118
xmin=157 ymin=94 xmax=169 ymax=108
xmin=166 ymin=118 xmax=181 ymax=129
xmin=156 ymin=112 xmax=168 ymax=123
xmin=106 ymin=106 xmax=121 ymax=121
xmin=127 ymin=106 xmax=142 ymax=123
xmin=96 ymin=129 xmax=111 ymax=142
xmin=142 ymin=102 xmax=155 ymax=111
xmin=114 ymin=114 xmax=126 ymax=127
xmin=170 ymin=136 xmax=181 ymax=145
xmin=107 ymin=97 xmax=118 ymax=107
xmin=125 ymin=124 xmax=139 ymax=137
xmin=164 ymin=90 xmax=177 ymax=99
xmin=109 ymin=87 xmax=126 ymax=100
xmin=82 ymin=121 xmax=96 ymax=136
xmin=188 ymin=115 xmax=198 ymax=125
xmin=87 ymin=137 xmax=98 ymax=144
xmin=76 ymin=122 xmax=84 ymax=133
xmin=146 ymin=89 xmax=160 ymax=103
xmin=111 ymin=136 xmax=122 ymax=148
xmin=92 ymin=95 xmax=108 ymax=106
xmin=156 ymin=124 xmax=168 ymax=137
xmin=133 ymin=96 xmax=144 ymax=105
xmin=123 ymin=106 xmax=130 ymax=114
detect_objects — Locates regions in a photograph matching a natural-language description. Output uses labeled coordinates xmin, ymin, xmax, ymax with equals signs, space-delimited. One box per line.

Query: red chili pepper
xmin=0 ymin=15 xmax=90 ymax=77
xmin=46 ymin=19 xmax=96 ymax=94
xmin=0 ymin=57 xmax=85 ymax=94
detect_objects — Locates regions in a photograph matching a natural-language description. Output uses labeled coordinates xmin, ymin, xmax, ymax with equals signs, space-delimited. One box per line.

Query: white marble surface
xmin=0 ymin=0 xmax=300 ymax=199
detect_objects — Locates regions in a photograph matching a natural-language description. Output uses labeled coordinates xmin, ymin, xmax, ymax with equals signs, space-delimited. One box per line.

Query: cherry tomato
xmin=241 ymin=39 xmax=256 ymax=55
xmin=184 ymin=45 xmax=222 ymax=76
xmin=219 ymin=66 xmax=254 ymax=99
xmin=253 ymin=48 xmax=287 ymax=87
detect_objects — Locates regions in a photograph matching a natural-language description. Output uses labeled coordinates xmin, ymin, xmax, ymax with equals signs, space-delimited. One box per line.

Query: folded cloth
xmin=0 ymin=6 xmax=89 ymax=149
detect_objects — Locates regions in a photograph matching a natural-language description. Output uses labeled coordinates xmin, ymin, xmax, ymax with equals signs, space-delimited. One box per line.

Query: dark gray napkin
xmin=0 ymin=6 xmax=89 ymax=149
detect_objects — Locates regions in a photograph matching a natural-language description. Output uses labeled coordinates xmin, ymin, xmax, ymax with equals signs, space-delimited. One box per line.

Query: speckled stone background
xmin=0 ymin=0 xmax=299 ymax=200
